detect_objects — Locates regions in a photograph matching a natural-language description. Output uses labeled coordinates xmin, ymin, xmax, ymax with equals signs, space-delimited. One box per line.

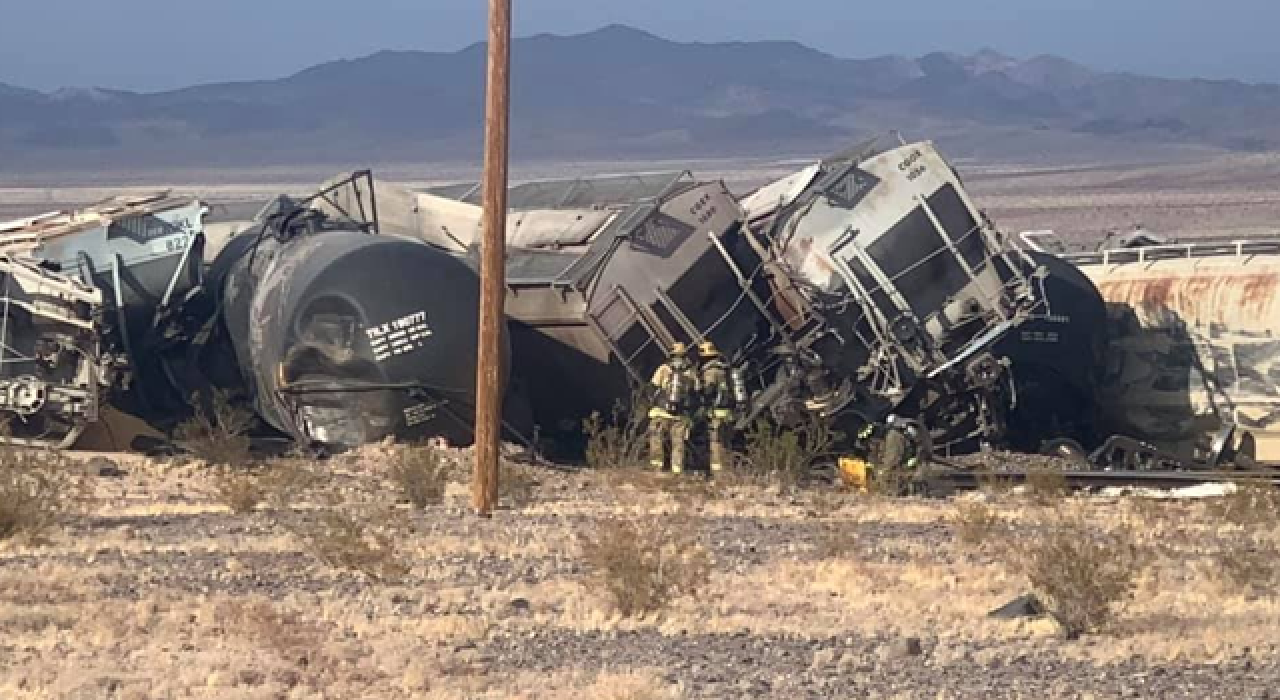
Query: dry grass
xmin=867 ymin=462 xmax=913 ymax=497
xmin=211 ymin=467 xmax=265 ymax=514
xmin=976 ymin=470 xmax=1017 ymax=497
xmin=572 ymin=671 xmax=682 ymax=700
xmin=258 ymin=458 xmax=322 ymax=510
xmin=286 ymin=509 xmax=408 ymax=582
xmin=812 ymin=521 xmax=861 ymax=560
xmin=1024 ymin=467 xmax=1070 ymax=504
xmin=739 ymin=417 xmax=838 ymax=489
xmin=213 ymin=457 xmax=324 ymax=514
xmin=387 ymin=443 xmax=450 ymax=509
xmin=1004 ymin=514 xmax=1146 ymax=638
xmin=0 ymin=449 xmax=82 ymax=542
xmin=215 ymin=597 xmax=329 ymax=665
xmin=173 ymin=389 xmax=255 ymax=467
xmin=500 ymin=464 xmax=539 ymax=510
xmin=1211 ymin=536 xmax=1280 ymax=595
xmin=583 ymin=393 xmax=650 ymax=470
xmin=1208 ymin=481 xmax=1280 ymax=526
xmin=954 ymin=500 xmax=1003 ymax=546
xmin=5 ymin=446 xmax=1280 ymax=697
xmin=578 ymin=516 xmax=712 ymax=617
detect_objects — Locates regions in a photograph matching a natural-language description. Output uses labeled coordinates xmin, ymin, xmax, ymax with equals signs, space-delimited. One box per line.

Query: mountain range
xmin=3 ymin=24 xmax=1280 ymax=171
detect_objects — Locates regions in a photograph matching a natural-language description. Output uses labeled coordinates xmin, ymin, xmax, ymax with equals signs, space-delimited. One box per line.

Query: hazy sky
xmin=2 ymin=0 xmax=1277 ymax=91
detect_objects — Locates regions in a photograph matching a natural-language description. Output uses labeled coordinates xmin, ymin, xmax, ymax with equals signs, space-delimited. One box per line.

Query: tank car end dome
xmin=219 ymin=229 xmax=498 ymax=449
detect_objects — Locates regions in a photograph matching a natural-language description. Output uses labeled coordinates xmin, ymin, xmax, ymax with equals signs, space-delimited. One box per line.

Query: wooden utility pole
xmin=472 ymin=0 xmax=511 ymax=516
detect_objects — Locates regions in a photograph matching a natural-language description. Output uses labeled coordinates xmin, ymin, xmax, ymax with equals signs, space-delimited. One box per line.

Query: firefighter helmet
xmin=670 ymin=342 xmax=688 ymax=357
xmin=698 ymin=341 xmax=720 ymax=358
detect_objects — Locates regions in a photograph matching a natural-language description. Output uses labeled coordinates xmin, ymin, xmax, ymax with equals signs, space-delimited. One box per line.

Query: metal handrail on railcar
xmin=1020 ymin=230 xmax=1280 ymax=265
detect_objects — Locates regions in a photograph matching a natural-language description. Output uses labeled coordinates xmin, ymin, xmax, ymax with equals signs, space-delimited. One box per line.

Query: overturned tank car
xmin=198 ymin=178 xmax=492 ymax=448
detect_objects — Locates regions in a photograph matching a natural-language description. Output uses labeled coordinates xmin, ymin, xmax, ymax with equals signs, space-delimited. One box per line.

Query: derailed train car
xmin=1063 ymin=238 xmax=1280 ymax=466
xmin=0 ymin=175 xmax=492 ymax=450
xmin=0 ymin=140 xmax=1054 ymax=457
xmin=0 ymin=193 xmax=204 ymax=447
xmin=341 ymin=170 xmax=776 ymax=441
xmin=201 ymin=183 xmax=492 ymax=448
xmin=376 ymin=140 xmax=1049 ymax=451
xmin=739 ymin=142 xmax=1045 ymax=449
xmin=991 ymin=248 xmax=1109 ymax=454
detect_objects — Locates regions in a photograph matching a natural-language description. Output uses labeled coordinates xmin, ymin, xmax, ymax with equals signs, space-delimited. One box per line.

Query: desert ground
xmin=1 ymin=443 xmax=1279 ymax=700
xmin=2 ymin=153 xmax=1280 ymax=699
xmin=968 ymin=153 xmax=1280 ymax=243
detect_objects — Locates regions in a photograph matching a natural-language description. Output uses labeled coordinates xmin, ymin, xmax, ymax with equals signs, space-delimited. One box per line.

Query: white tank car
xmin=1066 ymin=239 xmax=1280 ymax=464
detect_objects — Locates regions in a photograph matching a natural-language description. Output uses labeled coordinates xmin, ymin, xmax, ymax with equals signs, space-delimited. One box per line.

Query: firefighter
xmin=699 ymin=341 xmax=734 ymax=473
xmin=648 ymin=342 xmax=699 ymax=473
xmin=884 ymin=414 xmax=927 ymax=470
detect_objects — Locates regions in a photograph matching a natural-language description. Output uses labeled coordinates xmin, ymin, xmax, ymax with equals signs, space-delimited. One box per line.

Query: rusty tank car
xmin=1062 ymin=238 xmax=1280 ymax=466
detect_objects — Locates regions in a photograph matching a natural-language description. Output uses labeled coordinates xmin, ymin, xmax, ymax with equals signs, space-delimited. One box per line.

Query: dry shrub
xmin=212 ymin=468 xmax=264 ymax=514
xmin=1004 ymin=516 xmax=1145 ymax=638
xmin=954 ymin=500 xmax=1003 ymax=546
xmin=977 ymin=470 xmax=1017 ymax=497
xmin=576 ymin=671 xmax=681 ymax=700
xmin=288 ymin=509 xmax=408 ymax=582
xmin=0 ymin=448 xmax=82 ymax=542
xmin=584 ymin=392 xmax=650 ymax=470
xmin=499 ymin=464 xmax=539 ymax=509
xmin=740 ymin=417 xmax=838 ymax=489
xmin=1211 ymin=536 xmax=1280 ymax=594
xmin=258 ymin=458 xmax=323 ymax=510
xmin=175 ymin=389 xmax=255 ymax=466
xmin=217 ymin=598 xmax=328 ymax=665
xmin=388 ymin=444 xmax=450 ymax=509
xmin=213 ymin=456 xmax=322 ymax=515
xmin=1208 ymin=481 xmax=1280 ymax=526
xmin=867 ymin=463 xmax=913 ymax=498
xmin=579 ymin=516 xmax=711 ymax=617
xmin=1024 ymin=467 xmax=1069 ymax=504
